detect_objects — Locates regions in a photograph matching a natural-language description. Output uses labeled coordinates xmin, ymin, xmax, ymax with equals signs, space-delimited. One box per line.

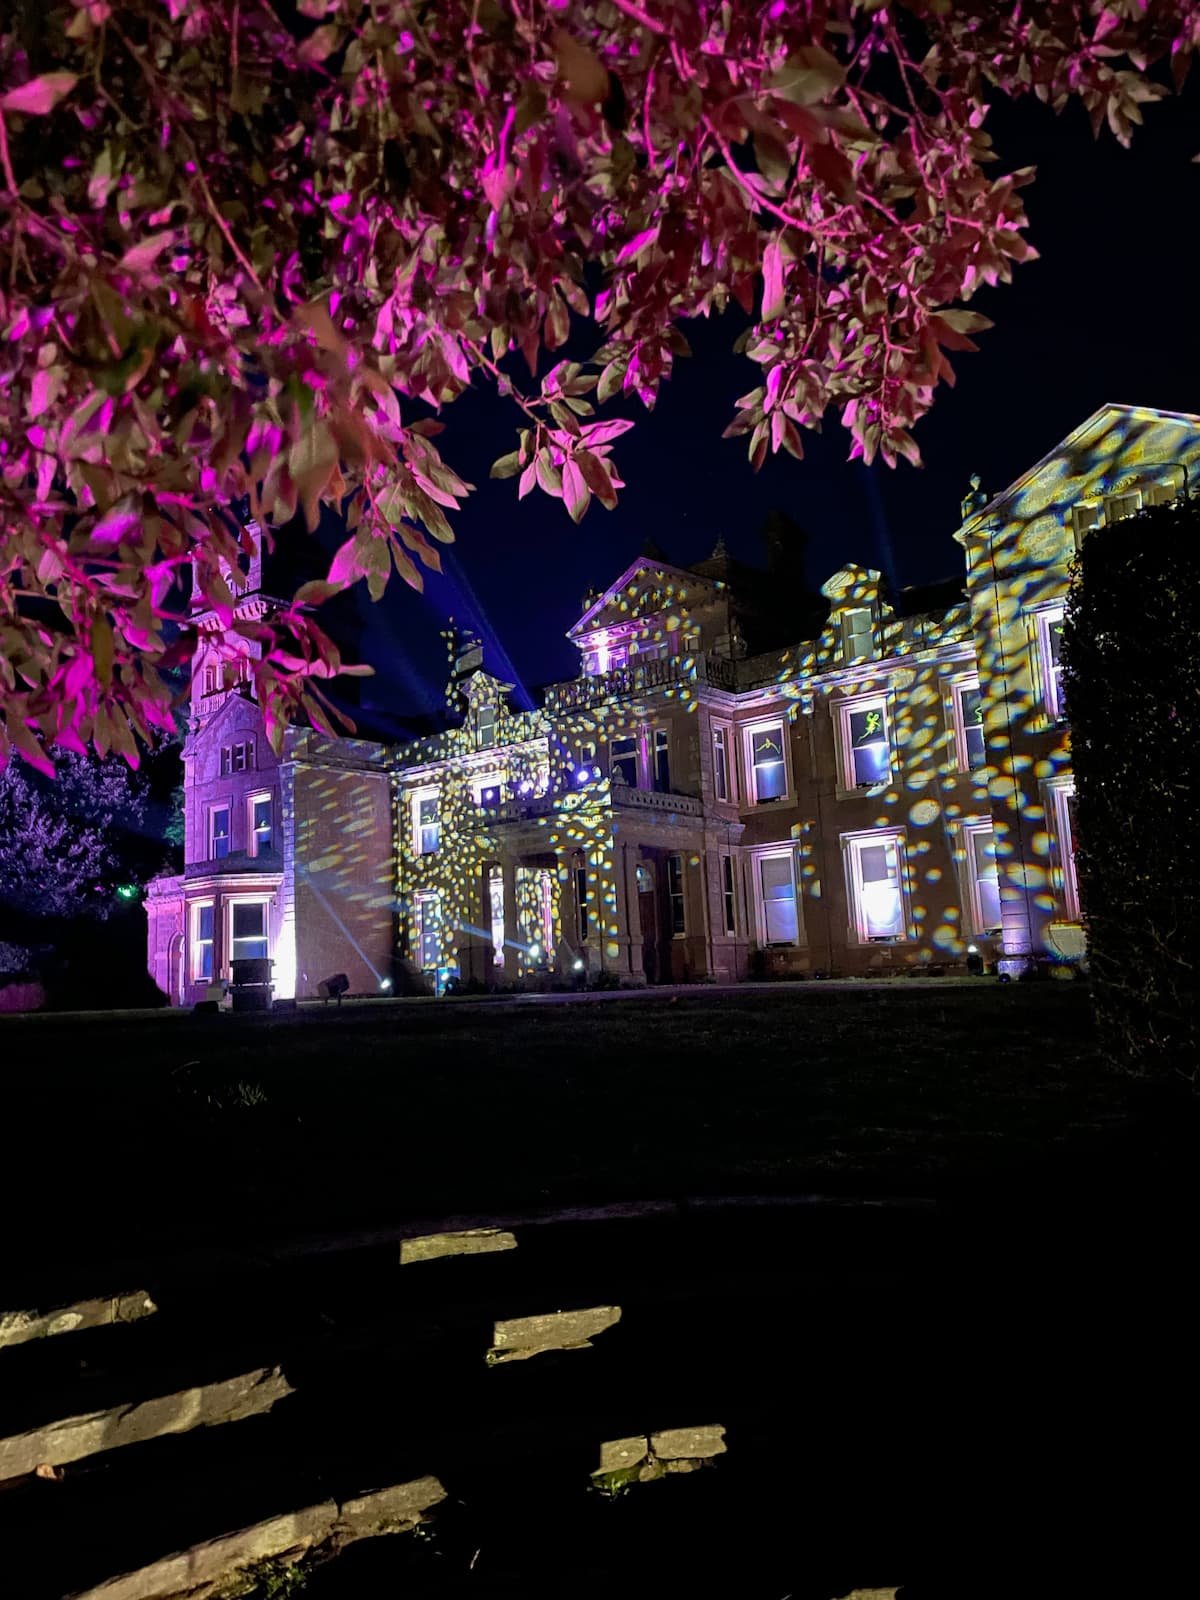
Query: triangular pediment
xmin=460 ymin=670 xmax=515 ymax=707
xmin=568 ymin=559 xmax=724 ymax=640
xmin=957 ymin=403 xmax=1200 ymax=539
xmin=819 ymin=564 xmax=881 ymax=605
xmin=184 ymin=689 xmax=263 ymax=756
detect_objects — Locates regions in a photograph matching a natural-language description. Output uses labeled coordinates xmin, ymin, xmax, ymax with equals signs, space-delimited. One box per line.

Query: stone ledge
xmin=0 ymin=1292 xmax=157 ymax=1352
xmin=0 ymin=1367 xmax=293 ymax=1481
xmin=488 ymin=1305 xmax=621 ymax=1364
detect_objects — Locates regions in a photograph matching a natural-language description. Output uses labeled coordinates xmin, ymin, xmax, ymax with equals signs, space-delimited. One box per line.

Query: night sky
xmin=332 ymin=81 xmax=1199 ymax=732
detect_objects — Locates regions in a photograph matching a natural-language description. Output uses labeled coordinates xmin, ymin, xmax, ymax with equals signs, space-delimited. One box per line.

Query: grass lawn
xmin=0 ymin=981 xmax=1131 ymax=1287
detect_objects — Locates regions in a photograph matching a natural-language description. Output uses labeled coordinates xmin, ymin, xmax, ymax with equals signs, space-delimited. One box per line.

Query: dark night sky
xmin=331 ymin=82 xmax=1199 ymax=731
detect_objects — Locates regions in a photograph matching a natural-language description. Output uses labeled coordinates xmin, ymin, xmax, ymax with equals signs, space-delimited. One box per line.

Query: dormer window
xmin=841 ymin=607 xmax=874 ymax=664
xmin=477 ymin=705 xmax=496 ymax=749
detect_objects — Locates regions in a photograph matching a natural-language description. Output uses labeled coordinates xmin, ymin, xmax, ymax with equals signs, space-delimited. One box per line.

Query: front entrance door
xmin=637 ymin=863 xmax=660 ymax=985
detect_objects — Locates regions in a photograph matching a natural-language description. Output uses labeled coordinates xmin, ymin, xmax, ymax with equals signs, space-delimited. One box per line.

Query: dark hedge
xmin=1063 ymin=496 xmax=1200 ymax=1082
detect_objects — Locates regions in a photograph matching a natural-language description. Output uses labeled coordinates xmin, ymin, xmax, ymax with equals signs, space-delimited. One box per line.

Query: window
xmin=210 ymin=805 xmax=231 ymax=860
xmin=203 ymin=664 xmax=218 ymax=696
xmin=652 ymin=728 xmax=671 ymax=793
xmin=844 ymin=832 xmax=907 ymax=942
xmin=488 ymin=867 xmax=505 ymax=967
xmin=1105 ymin=490 xmax=1141 ymax=524
xmin=474 ymin=773 xmax=504 ymax=809
xmin=1071 ymin=502 xmax=1102 ymax=546
xmin=416 ymin=898 xmax=439 ymax=971
xmin=722 ymin=855 xmax=737 ymax=936
xmin=757 ymin=852 xmax=799 ymax=945
xmin=1035 ymin=607 xmax=1066 ymax=722
xmin=952 ymin=679 xmax=986 ymax=772
xmin=841 ymin=607 xmax=874 ymax=664
xmin=477 ymin=705 xmax=496 ymax=748
xmin=747 ymin=722 xmax=788 ymax=804
xmin=248 ymin=794 xmax=272 ymax=856
xmin=219 ymin=741 xmax=253 ymax=777
xmin=575 ymin=864 xmax=589 ymax=943
xmin=837 ymin=696 xmax=890 ymax=790
xmin=412 ymin=788 xmax=440 ymax=855
xmin=1048 ymin=780 xmax=1080 ymax=920
xmin=712 ymin=724 xmax=731 ymax=803
xmin=192 ymin=902 xmax=214 ymax=981
xmin=962 ymin=821 xmax=1001 ymax=935
xmin=611 ymin=736 xmax=638 ymax=788
xmin=230 ymin=901 xmax=268 ymax=962
xmin=667 ymin=854 xmax=686 ymax=936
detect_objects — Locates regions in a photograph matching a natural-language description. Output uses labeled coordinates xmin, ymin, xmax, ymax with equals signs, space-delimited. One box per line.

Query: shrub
xmin=1063 ymin=496 xmax=1200 ymax=1083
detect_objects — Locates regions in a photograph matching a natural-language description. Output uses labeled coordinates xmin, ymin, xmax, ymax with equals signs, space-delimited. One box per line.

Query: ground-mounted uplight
xmin=573 ymin=958 xmax=584 ymax=972
xmin=116 ymin=883 xmax=140 ymax=901
xmin=379 ymin=977 xmax=393 ymax=991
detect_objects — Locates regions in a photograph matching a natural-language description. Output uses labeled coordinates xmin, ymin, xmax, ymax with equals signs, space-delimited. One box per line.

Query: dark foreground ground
xmin=2 ymin=982 xmax=1196 ymax=1596
xmin=2 ymin=980 xmax=1127 ymax=1289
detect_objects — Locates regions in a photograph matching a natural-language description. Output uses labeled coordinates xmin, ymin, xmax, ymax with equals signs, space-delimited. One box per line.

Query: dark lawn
xmin=0 ymin=982 xmax=1130 ymax=1286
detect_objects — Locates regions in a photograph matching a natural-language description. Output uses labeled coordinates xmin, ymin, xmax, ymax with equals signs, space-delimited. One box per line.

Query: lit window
xmin=474 ymin=773 xmax=505 ymax=809
xmin=667 ymin=854 xmax=686 ymax=936
xmin=747 ymin=723 xmax=787 ymax=804
xmin=412 ymin=789 xmax=440 ymax=855
xmin=952 ymin=679 xmax=986 ymax=772
xmin=211 ymin=805 xmax=230 ymax=860
xmin=416 ymin=898 xmax=439 ymax=971
xmin=841 ymin=607 xmax=874 ymax=664
xmin=837 ymin=696 xmax=890 ymax=790
xmin=1048 ymin=780 xmax=1080 ymax=920
xmin=488 ymin=867 xmax=505 ymax=967
xmin=249 ymin=794 xmax=272 ymax=856
xmin=611 ymin=736 xmax=638 ymax=787
xmin=1105 ymin=490 xmax=1141 ymax=524
xmin=230 ymin=901 xmax=268 ymax=962
xmin=963 ymin=821 xmax=1001 ymax=935
xmin=575 ymin=863 xmax=589 ymax=943
xmin=722 ymin=855 xmax=737 ymax=936
xmin=478 ymin=705 xmax=496 ymax=748
xmin=1036 ymin=607 xmax=1066 ymax=722
xmin=756 ymin=852 xmax=798 ymax=945
xmin=844 ymin=832 xmax=907 ymax=942
xmin=192 ymin=902 xmax=214 ymax=981
xmin=652 ymin=728 xmax=670 ymax=793
xmin=712 ymin=725 xmax=731 ymax=803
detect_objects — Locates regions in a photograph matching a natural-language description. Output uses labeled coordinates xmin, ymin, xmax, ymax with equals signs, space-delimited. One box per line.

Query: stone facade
xmin=147 ymin=403 xmax=1200 ymax=999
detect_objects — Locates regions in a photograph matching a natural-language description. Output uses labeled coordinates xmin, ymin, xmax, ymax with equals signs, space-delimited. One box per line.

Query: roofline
xmin=566 ymin=557 xmax=725 ymax=640
xmin=956 ymin=402 xmax=1200 ymax=540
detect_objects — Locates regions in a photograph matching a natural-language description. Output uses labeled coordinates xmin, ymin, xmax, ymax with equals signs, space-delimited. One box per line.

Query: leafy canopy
xmin=1 ymin=0 xmax=1195 ymax=770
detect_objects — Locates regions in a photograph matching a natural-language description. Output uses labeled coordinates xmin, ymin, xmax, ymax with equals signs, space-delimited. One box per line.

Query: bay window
xmin=1035 ymin=606 xmax=1066 ymax=722
xmin=191 ymin=901 xmax=214 ymax=982
xmin=248 ymin=794 xmax=272 ymax=856
xmin=712 ymin=723 xmax=732 ymax=802
xmin=722 ymin=854 xmax=737 ymax=936
xmin=230 ymin=901 xmax=269 ymax=963
xmin=1047 ymin=778 xmax=1081 ymax=920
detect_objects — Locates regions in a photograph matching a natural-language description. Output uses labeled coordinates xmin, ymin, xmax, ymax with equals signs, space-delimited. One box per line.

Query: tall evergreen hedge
xmin=1063 ymin=497 xmax=1200 ymax=1082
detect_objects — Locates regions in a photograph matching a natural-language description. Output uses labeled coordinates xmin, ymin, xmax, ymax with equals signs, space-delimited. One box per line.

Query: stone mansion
xmin=146 ymin=403 xmax=1200 ymax=1002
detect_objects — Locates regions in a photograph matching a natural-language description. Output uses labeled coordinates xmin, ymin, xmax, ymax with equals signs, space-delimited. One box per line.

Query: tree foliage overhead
xmin=1063 ymin=496 xmax=1200 ymax=1085
xmin=1 ymin=0 xmax=1195 ymax=770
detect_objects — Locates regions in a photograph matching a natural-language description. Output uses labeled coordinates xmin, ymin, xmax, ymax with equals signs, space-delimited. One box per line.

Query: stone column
xmin=617 ymin=838 xmax=645 ymax=982
xmin=502 ymin=856 xmax=520 ymax=983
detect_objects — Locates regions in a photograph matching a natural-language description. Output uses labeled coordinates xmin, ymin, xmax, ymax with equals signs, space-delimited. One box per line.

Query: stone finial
xmin=960 ymin=472 xmax=987 ymax=522
xmin=710 ymin=533 xmax=728 ymax=559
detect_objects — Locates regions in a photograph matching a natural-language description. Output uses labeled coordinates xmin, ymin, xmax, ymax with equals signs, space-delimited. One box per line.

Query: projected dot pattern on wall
xmin=146 ymin=404 xmax=1200 ymax=999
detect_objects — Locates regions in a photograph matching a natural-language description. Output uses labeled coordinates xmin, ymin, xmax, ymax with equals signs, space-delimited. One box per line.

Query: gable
xmin=568 ymin=559 xmax=724 ymax=641
xmin=184 ymin=690 xmax=264 ymax=757
xmin=958 ymin=403 xmax=1200 ymax=539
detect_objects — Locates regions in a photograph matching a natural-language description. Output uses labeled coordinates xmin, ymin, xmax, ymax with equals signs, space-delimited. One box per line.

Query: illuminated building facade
xmin=145 ymin=537 xmax=394 ymax=1004
xmin=148 ymin=403 xmax=1199 ymax=998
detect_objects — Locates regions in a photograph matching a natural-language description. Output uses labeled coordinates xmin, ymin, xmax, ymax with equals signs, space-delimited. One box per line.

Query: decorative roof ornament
xmin=960 ymin=473 xmax=988 ymax=522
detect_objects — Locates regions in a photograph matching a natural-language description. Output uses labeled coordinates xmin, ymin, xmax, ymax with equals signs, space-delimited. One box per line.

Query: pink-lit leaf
xmin=0 ymin=72 xmax=78 ymax=115
xmin=761 ymin=239 xmax=786 ymax=322
xmin=561 ymin=456 xmax=591 ymax=523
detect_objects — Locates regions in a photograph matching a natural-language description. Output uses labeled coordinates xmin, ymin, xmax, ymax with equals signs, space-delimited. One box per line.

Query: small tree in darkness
xmin=1063 ymin=497 xmax=1200 ymax=1085
xmin=0 ymin=752 xmax=149 ymax=925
